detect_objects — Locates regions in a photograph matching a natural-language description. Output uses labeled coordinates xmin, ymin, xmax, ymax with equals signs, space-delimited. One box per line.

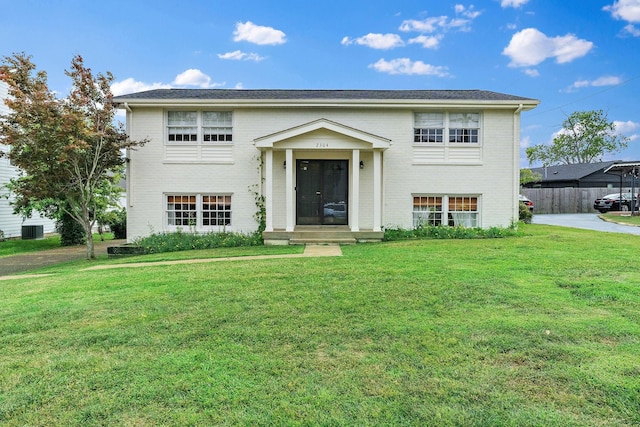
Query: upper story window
xmin=168 ymin=111 xmax=197 ymax=142
xmin=414 ymin=112 xmax=480 ymax=145
xmin=167 ymin=111 xmax=233 ymax=143
xmin=203 ymin=112 xmax=233 ymax=142
xmin=414 ymin=113 xmax=443 ymax=143
xmin=449 ymin=113 xmax=479 ymax=144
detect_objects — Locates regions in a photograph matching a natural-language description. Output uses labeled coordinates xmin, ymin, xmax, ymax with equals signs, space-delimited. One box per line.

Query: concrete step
xmin=289 ymin=238 xmax=357 ymax=245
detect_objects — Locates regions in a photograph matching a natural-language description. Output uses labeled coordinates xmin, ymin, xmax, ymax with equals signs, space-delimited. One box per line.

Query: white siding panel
xmin=448 ymin=147 xmax=482 ymax=163
xmin=201 ymin=145 xmax=233 ymax=162
xmin=165 ymin=145 xmax=198 ymax=161
xmin=413 ymin=146 xmax=446 ymax=163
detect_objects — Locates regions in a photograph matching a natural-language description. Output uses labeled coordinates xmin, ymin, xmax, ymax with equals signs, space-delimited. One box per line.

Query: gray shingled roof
xmin=530 ymin=161 xmax=618 ymax=182
xmin=113 ymin=89 xmax=537 ymax=102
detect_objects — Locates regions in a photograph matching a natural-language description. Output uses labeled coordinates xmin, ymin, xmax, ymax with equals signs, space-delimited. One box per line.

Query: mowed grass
xmin=1 ymin=224 xmax=639 ymax=426
xmin=0 ymin=233 xmax=115 ymax=258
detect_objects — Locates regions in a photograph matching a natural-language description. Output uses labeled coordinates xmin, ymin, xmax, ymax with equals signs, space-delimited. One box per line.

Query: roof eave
xmin=113 ymin=98 xmax=539 ymax=110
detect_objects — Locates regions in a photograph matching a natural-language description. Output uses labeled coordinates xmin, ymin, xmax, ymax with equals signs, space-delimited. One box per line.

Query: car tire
xmin=621 ymin=205 xmax=629 ymax=212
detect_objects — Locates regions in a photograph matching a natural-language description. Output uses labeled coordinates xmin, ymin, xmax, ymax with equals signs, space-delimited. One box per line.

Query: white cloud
xmin=614 ymin=120 xmax=640 ymax=134
xmin=603 ymin=0 xmax=640 ymax=23
xmin=501 ymin=0 xmax=530 ymax=7
xmin=369 ymin=58 xmax=451 ymax=77
xmin=172 ymin=69 xmax=225 ymax=89
xmin=565 ymin=75 xmax=622 ymax=91
xmin=110 ymin=78 xmax=171 ymax=96
xmin=408 ymin=35 xmax=443 ymax=49
xmin=217 ymin=50 xmax=266 ymax=61
xmin=524 ymin=68 xmax=540 ymax=77
xmin=233 ymin=21 xmax=286 ymax=45
xmin=520 ymin=135 xmax=531 ymax=148
xmin=592 ymin=75 xmax=624 ymax=86
xmin=502 ymin=28 xmax=594 ymax=67
xmin=341 ymin=33 xmax=404 ymax=49
xmin=399 ymin=15 xmax=476 ymax=33
xmin=623 ymin=23 xmax=640 ymax=36
xmin=399 ymin=16 xmax=448 ymax=33
xmin=455 ymin=4 xmax=481 ymax=19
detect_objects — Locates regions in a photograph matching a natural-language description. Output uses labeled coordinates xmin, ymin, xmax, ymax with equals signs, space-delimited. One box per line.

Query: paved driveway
xmin=532 ymin=214 xmax=640 ymax=235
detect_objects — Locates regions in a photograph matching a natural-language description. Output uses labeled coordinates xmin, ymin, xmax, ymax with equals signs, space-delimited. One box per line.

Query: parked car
xmin=323 ymin=202 xmax=346 ymax=218
xmin=593 ymin=193 xmax=635 ymax=213
xmin=519 ymin=194 xmax=534 ymax=211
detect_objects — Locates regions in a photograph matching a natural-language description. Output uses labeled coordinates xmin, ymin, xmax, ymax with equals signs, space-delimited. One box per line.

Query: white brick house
xmin=113 ymin=89 xmax=538 ymax=244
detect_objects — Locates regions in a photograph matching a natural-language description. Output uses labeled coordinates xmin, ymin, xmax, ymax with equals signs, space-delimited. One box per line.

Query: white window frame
xmin=166 ymin=111 xmax=233 ymax=144
xmin=413 ymin=194 xmax=480 ymax=228
xmin=414 ymin=112 xmax=481 ymax=145
xmin=165 ymin=193 xmax=232 ymax=231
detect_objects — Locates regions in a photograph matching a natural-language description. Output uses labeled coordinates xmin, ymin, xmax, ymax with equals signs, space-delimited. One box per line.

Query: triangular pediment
xmin=254 ymin=118 xmax=391 ymax=150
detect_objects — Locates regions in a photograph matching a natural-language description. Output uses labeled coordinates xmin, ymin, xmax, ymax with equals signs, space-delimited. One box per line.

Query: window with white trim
xmin=449 ymin=113 xmax=479 ymax=143
xmin=168 ymin=112 xmax=197 ymax=142
xmin=414 ymin=113 xmax=444 ymax=143
xmin=413 ymin=195 xmax=479 ymax=228
xmin=414 ymin=112 xmax=480 ymax=145
xmin=167 ymin=111 xmax=233 ymax=143
xmin=166 ymin=194 xmax=232 ymax=228
xmin=202 ymin=195 xmax=232 ymax=226
xmin=203 ymin=112 xmax=233 ymax=142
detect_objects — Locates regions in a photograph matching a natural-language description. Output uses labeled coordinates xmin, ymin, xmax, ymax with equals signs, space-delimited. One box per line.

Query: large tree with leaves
xmin=0 ymin=53 xmax=144 ymax=259
xmin=526 ymin=110 xmax=629 ymax=166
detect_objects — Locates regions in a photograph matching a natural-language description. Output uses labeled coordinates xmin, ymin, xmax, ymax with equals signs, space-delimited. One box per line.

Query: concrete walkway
xmin=0 ymin=243 xmax=342 ymax=281
xmin=532 ymin=213 xmax=640 ymax=235
xmin=81 ymin=244 xmax=343 ymax=271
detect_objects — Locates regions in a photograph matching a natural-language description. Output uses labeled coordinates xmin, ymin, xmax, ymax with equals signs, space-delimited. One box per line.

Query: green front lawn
xmin=0 ymin=233 xmax=115 ymax=258
xmin=602 ymin=212 xmax=640 ymax=226
xmin=1 ymin=224 xmax=639 ymax=425
xmin=0 ymin=234 xmax=63 ymax=257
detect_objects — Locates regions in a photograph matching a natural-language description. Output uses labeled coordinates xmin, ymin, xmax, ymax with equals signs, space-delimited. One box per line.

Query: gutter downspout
xmin=123 ymin=103 xmax=133 ymax=213
xmin=514 ymin=104 xmax=523 ymax=223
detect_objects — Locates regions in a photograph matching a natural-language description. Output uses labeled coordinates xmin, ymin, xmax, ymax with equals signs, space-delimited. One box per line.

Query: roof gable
xmin=254 ymin=118 xmax=392 ymax=149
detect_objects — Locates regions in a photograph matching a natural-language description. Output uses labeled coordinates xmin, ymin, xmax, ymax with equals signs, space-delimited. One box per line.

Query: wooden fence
xmin=521 ymin=188 xmax=625 ymax=214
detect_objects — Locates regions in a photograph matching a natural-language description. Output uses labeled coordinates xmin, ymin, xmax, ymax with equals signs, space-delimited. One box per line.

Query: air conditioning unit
xmin=22 ymin=225 xmax=44 ymax=240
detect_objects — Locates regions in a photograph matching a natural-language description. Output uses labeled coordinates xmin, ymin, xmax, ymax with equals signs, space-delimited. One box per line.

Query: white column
xmin=351 ymin=150 xmax=360 ymax=232
xmin=285 ymin=149 xmax=294 ymax=231
xmin=265 ymin=149 xmax=273 ymax=232
xmin=373 ymin=150 xmax=382 ymax=232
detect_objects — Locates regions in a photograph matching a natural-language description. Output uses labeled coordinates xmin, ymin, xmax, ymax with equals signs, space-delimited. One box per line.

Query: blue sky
xmin=2 ymin=0 xmax=639 ymax=167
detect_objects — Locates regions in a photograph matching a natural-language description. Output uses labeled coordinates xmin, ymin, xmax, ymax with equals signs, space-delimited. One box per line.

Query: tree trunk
xmin=85 ymin=223 xmax=95 ymax=259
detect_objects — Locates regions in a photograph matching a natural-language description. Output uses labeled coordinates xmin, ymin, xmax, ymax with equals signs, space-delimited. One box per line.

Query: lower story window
xmin=167 ymin=194 xmax=232 ymax=228
xmin=413 ymin=195 xmax=479 ymax=228
xmin=167 ymin=195 xmax=197 ymax=226
xmin=202 ymin=195 xmax=231 ymax=226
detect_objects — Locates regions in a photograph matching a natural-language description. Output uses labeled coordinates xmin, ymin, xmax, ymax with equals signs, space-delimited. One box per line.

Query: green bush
xmin=135 ymin=229 xmax=264 ymax=254
xmin=56 ymin=211 xmax=86 ymax=246
xmin=106 ymin=208 xmax=127 ymax=239
xmin=383 ymin=224 xmax=522 ymax=241
xmin=519 ymin=202 xmax=533 ymax=224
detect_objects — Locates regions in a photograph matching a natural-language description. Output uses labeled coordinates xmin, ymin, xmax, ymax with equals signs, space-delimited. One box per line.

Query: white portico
xmin=255 ymin=118 xmax=390 ymax=243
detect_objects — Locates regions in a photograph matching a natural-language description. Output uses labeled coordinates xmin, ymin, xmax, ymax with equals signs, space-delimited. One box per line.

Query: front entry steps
xmin=263 ymin=226 xmax=384 ymax=245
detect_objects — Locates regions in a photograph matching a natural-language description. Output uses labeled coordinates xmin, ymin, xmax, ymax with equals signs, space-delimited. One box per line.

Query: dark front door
xmin=297 ymin=160 xmax=348 ymax=225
